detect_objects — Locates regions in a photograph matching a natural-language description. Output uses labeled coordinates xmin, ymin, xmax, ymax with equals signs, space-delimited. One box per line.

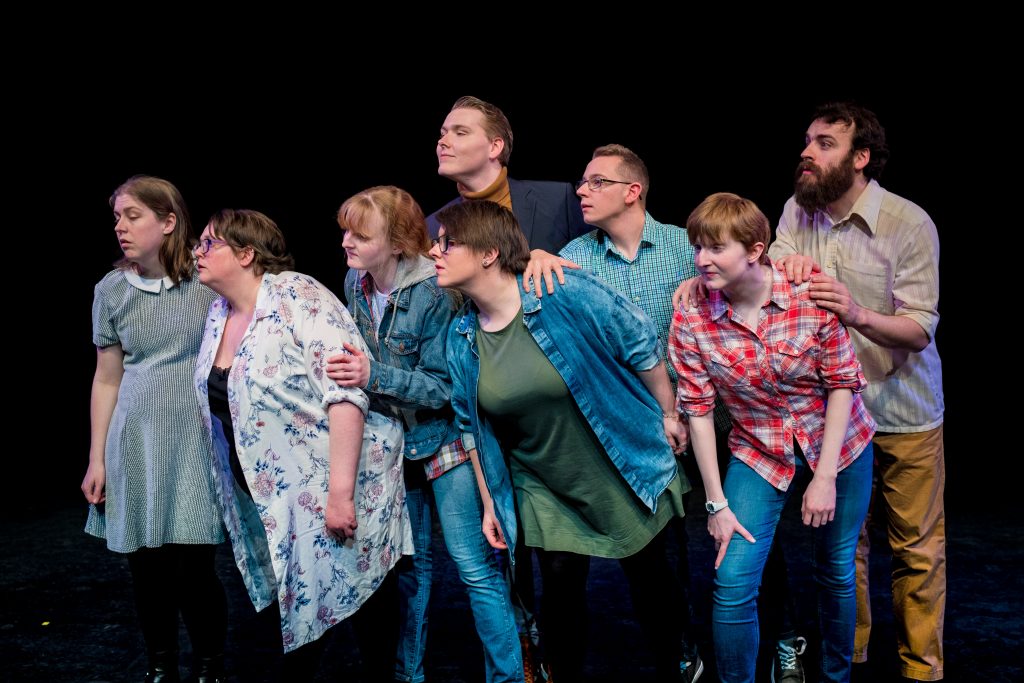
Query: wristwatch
xmin=705 ymin=499 xmax=729 ymax=515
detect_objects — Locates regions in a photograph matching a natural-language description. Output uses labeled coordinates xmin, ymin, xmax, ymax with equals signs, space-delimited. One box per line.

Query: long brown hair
xmin=110 ymin=175 xmax=195 ymax=284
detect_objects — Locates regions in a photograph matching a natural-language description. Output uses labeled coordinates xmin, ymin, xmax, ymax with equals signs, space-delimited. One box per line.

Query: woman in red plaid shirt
xmin=668 ymin=192 xmax=875 ymax=683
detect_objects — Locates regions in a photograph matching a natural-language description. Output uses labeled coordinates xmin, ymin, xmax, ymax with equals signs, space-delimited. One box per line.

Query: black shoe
xmin=144 ymin=650 xmax=180 ymax=683
xmin=679 ymin=640 xmax=704 ymax=683
xmin=191 ymin=654 xmax=226 ymax=683
xmin=772 ymin=636 xmax=807 ymax=683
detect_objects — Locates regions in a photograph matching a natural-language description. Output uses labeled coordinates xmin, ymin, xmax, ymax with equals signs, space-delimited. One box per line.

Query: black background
xmin=17 ymin=57 xmax=986 ymax=511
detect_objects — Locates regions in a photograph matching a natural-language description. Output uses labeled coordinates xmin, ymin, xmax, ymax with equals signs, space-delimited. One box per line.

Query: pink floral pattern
xmin=194 ymin=272 xmax=412 ymax=652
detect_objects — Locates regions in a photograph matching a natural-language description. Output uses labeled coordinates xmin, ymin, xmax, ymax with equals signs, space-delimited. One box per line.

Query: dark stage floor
xmin=3 ymin=489 xmax=1020 ymax=682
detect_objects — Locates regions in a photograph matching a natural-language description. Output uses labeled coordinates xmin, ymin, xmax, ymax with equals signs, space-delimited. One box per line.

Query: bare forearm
xmin=89 ymin=347 xmax=125 ymax=464
xmin=852 ymin=308 xmax=930 ymax=352
xmin=688 ymin=413 xmax=725 ymax=500
xmin=89 ymin=384 xmax=120 ymax=463
xmin=467 ymin=448 xmax=493 ymax=508
xmin=817 ymin=388 xmax=853 ymax=479
xmin=327 ymin=402 xmax=364 ymax=500
xmin=638 ymin=364 xmax=677 ymax=414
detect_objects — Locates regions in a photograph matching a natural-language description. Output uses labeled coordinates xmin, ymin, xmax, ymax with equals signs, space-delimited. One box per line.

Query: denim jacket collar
xmin=454 ymin=275 xmax=542 ymax=344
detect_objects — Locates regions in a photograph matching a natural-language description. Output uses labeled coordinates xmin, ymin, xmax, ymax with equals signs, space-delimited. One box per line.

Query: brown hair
xmin=812 ymin=101 xmax=889 ymax=180
xmin=686 ymin=192 xmax=770 ymax=265
xmin=110 ymin=175 xmax=195 ymax=284
xmin=337 ymin=186 xmax=430 ymax=259
xmin=592 ymin=144 xmax=650 ymax=201
xmin=435 ymin=201 xmax=529 ymax=275
xmin=206 ymin=208 xmax=295 ymax=276
xmin=451 ymin=96 xmax=514 ymax=166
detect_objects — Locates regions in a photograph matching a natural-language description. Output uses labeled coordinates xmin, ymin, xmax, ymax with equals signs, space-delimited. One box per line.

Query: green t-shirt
xmin=477 ymin=311 xmax=685 ymax=559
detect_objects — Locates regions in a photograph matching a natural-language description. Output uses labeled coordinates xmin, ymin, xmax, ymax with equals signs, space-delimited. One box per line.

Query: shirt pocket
xmin=774 ymin=334 xmax=820 ymax=385
xmin=837 ymin=260 xmax=892 ymax=315
xmin=708 ymin=347 xmax=750 ymax=388
xmin=383 ymin=333 xmax=420 ymax=360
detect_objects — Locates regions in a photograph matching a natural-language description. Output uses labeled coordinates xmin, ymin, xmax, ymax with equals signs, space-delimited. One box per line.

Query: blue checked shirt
xmin=559 ymin=212 xmax=697 ymax=384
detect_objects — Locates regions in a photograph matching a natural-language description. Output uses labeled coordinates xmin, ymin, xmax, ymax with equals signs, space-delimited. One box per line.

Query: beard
xmin=793 ymin=150 xmax=856 ymax=213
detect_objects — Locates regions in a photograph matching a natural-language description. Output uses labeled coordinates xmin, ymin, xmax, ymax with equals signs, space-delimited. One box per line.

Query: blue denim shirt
xmin=446 ymin=270 xmax=680 ymax=557
xmin=345 ymin=255 xmax=462 ymax=460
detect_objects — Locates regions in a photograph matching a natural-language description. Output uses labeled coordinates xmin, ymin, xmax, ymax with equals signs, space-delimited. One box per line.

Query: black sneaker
xmin=679 ymin=642 xmax=704 ymax=683
xmin=772 ymin=636 xmax=807 ymax=683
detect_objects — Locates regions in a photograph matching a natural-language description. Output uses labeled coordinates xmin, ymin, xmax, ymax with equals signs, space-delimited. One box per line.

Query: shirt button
xmin=409 ymin=448 xmax=417 ymax=455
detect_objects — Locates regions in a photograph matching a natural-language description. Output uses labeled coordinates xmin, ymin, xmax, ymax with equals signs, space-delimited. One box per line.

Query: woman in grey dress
xmin=82 ymin=176 xmax=227 ymax=683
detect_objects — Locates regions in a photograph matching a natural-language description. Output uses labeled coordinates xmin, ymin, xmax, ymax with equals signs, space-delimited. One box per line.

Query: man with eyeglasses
xmin=427 ymin=95 xmax=588 ymax=254
xmin=527 ymin=144 xmax=697 ymax=368
xmin=522 ymin=143 xmax=706 ymax=681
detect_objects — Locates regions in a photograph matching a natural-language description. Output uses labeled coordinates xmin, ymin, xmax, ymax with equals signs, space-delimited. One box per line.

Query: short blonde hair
xmin=451 ymin=96 xmax=513 ymax=166
xmin=686 ymin=193 xmax=770 ymax=265
xmin=592 ymin=144 xmax=649 ymax=201
xmin=337 ymin=186 xmax=430 ymax=259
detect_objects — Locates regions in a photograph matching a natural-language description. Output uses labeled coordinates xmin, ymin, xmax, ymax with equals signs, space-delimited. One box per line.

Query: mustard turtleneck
xmin=458 ymin=166 xmax=512 ymax=210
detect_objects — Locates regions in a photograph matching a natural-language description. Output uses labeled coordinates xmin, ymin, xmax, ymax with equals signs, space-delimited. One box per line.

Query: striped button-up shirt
xmin=669 ymin=265 xmax=875 ymax=491
xmin=769 ymin=180 xmax=943 ymax=433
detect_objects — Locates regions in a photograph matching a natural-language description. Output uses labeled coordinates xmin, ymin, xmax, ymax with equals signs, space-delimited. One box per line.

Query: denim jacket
xmin=346 ymin=255 xmax=461 ymax=460
xmin=446 ymin=270 xmax=681 ymax=556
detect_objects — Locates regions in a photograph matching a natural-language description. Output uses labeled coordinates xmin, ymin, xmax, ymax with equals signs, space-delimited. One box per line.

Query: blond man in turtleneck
xmin=427 ymin=95 xmax=588 ymax=255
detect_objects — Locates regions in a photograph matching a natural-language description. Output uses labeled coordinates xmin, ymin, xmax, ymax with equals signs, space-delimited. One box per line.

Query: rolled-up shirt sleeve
xmin=892 ymin=216 xmax=941 ymax=341
xmin=817 ymin=313 xmax=868 ymax=392
xmin=669 ymin=309 xmax=716 ymax=417
xmin=292 ymin=292 xmax=370 ymax=415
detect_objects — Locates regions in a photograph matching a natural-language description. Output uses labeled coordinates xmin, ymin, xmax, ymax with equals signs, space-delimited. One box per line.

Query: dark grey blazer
xmin=427 ymin=177 xmax=589 ymax=254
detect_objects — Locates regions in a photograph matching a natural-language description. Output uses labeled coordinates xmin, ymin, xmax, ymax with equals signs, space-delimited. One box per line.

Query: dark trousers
xmin=536 ymin=527 xmax=684 ymax=683
xmin=127 ymin=544 xmax=227 ymax=660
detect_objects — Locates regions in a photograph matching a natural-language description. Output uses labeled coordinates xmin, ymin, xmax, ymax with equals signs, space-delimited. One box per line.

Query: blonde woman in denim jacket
xmin=328 ymin=186 xmax=524 ymax=683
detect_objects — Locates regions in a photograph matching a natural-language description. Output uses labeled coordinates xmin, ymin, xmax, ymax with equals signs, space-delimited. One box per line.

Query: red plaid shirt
xmin=669 ymin=265 xmax=875 ymax=491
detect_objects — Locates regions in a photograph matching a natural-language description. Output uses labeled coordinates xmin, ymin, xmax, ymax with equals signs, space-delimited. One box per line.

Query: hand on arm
xmin=326 ymin=343 xmax=371 ymax=388
xmin=82 ymin=345 xmax=125 ymax=504
xmin=325 ymin=401 xmax=364 ymax=541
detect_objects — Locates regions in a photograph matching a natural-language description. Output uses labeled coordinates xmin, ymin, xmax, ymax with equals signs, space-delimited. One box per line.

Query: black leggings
xmin=536 ymin=528 xmax=684 ymax=683
xmin=127 ymin=544 xmax=227 ymax=659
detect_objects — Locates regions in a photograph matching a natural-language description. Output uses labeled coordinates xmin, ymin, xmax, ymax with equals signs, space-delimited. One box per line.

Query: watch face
xmin=705 ymin=502 xmax=715 ymax=513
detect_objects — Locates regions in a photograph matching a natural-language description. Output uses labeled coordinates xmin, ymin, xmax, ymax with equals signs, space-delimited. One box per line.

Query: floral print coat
xmin=194 ymin=271 xmax=412 ymax=651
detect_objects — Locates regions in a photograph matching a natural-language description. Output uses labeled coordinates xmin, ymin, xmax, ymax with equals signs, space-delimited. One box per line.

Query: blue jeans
xmin=433 ymin=461 xmax=525 ymax=683
xmin=395 ymin=469 xmax=433 ymax=683
xmin=713 ymin=446 xmax=872 ymax=683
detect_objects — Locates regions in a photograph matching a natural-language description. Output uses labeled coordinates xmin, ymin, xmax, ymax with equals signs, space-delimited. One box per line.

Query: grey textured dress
xmin=85 ymin=269 xmax=224 ymax=553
